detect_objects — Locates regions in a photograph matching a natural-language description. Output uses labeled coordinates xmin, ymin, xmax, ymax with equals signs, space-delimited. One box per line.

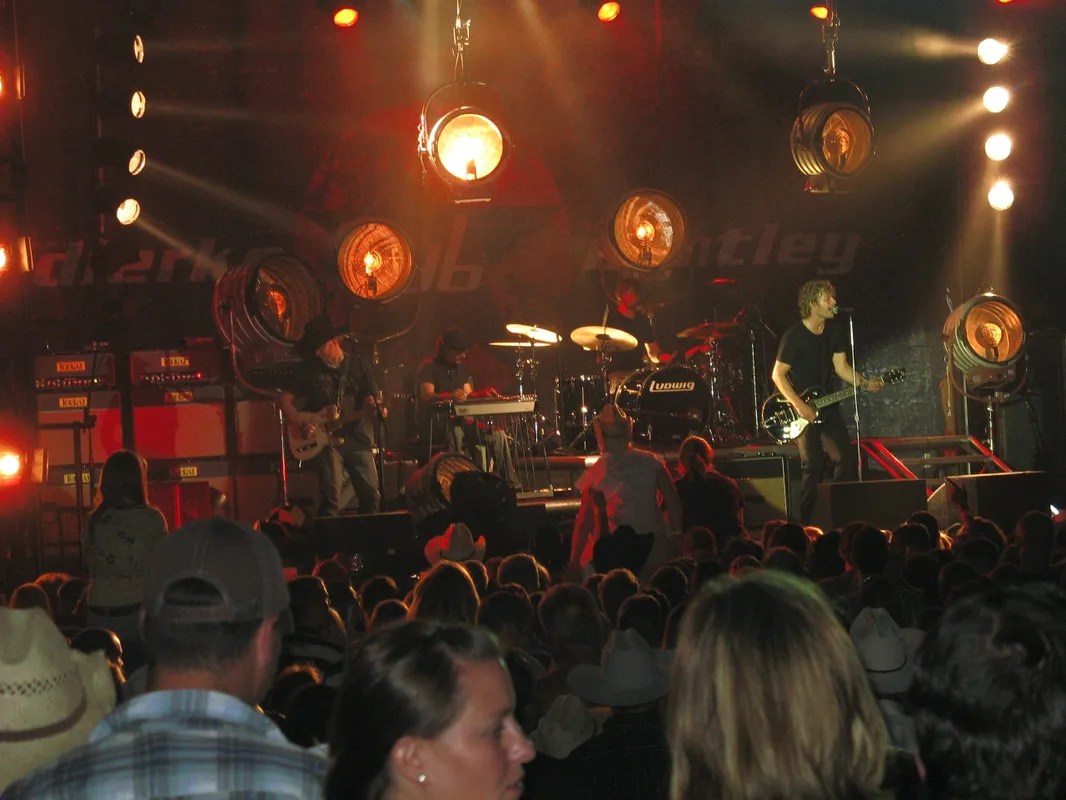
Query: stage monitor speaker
xmin=811 ymin=479 xmax=927 ymax=531
xmin=927 ymin=471 xmax=1050 ymax=533
xmin=717 ymin=456 xmax=792 ymax=528
xmin=313 ymin=512 xmax=420 ymax=581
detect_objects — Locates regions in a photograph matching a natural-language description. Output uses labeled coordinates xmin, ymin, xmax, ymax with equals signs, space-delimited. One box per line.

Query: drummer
xmin=614 ymin=275 xmax=705 ymax=367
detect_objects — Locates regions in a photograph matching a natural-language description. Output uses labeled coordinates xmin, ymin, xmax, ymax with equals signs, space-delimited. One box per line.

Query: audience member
xmin=768 ymin=521 xmax=809 ymax=561
xmin=1014 ymin=509 xmax=1056 ymax=578
xmin=423 ymin=521 xmax=487 ymax=566
xmin=359 ymin=574 xmax=400 ymax=616
xmin=912 ymin=583 xmax=1066 ymax=799
xmin=649 ymin=564 xmax=689 ymax=611
xmin=763 ymin=545 xmax=805 ymax=576
xmin=281 ymin=682 xmax=337 ymax=748
xmin=681 ymin=526 xmax=717 ymax=564
xmin=69 ymin=627 xmax=127 ymax=698
xmin=265 ymin=662 xmax=322 ymax=719
xmin=906 ymin=511 xmax=941 ymax=548
xmin=668 ymin=570 xmax=887 ymax=800
xmin=33 ymin=572 xmax=71 ymax=614
xmin=369 ymin=597 xmax=410 ymax=630
xmin=0 ymin=608 xmax=116 ymax=791
xmin=82 ymin=449 xmax=168 ymax=671
xmin=598 ymin=567 xmax=639 ymax=625
xmin=719 ymin=536 xmax=762 ymax=570
xmin=408 ymin=560 xmax=480 ymax=624
xmin=617 ymin=593 xmax=664 ymax=649
xmin=498 ymin=553 xmax=542 ymax=594
xmin=952 ymin=535 xmax=1000 ymax=576
xmin=809 ymin=529 xmax=846 ymax=580
xmin=729 ymin=555 xmax=762 ymax=575
xmin=464 ymin=558 xmax=490 ymax=597
xmin=280 ymin=575 xmax=346 ymax=683
xmin=327 ymin=620 xmax=533 ymax=800
xmin=533 ymin=584 xmax=606 ymax=720
xmin=937 ymin=560 xmax=979 ymax=606
xmin=3 ymin=518 xmax=328 ymax=798
xmin=9 ymin=581 xmax=52 ymax=615
xmin=672 ymin=435 xmax=744 ymax=545
xmin=478 ymin=586 xmax=536 ymax=655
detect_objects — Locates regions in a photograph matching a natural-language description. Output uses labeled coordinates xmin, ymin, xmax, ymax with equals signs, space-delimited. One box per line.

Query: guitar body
xmin=760 ymin=368 xmax=906 ymax=444
xmin=761 ymin=387 xmax=827 ymax=445
xmin=287 ymin=397 xmax=372 ymax=461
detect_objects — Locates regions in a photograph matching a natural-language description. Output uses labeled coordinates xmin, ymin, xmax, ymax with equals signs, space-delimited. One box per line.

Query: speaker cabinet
xmin=717 ymin=456 xmax=792 ymax=528
xmin=811 ymin=479 xmax=928 ymax=531
xmin=927 ymin=471 xmax=1050 ymax=533
xmin=313 ymin=512 xmax=421 ymax=580
xmin=36 ymin=391 xmax=124 ymax=466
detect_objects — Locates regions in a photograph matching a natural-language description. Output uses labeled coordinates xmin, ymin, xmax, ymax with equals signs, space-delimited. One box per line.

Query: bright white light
xmin=0 ymin=452 xmax=20 ymax=478
xmin=985 ymin=133 xmax=1012 ymax=161
xmin=988 ymin=179 xmax=1014 ymax=211
xmin=983 ymin=86 xmax=1010 ymax=113
xmin=978 ymin=38 xmax=1009 ymax=65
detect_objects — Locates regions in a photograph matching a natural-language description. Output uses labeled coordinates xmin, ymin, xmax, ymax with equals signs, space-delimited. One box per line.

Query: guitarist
xmin=278 ymin=315 xmax=380 ymax=516
xmin=770 ymin=280 xmax=883 ymax=523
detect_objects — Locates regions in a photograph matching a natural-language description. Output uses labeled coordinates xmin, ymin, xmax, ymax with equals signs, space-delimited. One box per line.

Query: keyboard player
xmin=416 ymin=326 xmax=518 ymax=486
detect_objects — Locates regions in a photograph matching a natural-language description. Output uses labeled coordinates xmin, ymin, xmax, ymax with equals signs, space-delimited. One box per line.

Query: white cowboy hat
xmin=567 ymin=628 xmax=670 ymax=708
xmin=0 ymin=607 xmax=117 ymax=791
xmin=423 ymin=522 xmax=487 ymax=565
xmin=849 ymin=607 xmax=925 ymax=696
xmin=530 ymin=693 xmax=606 ymax=759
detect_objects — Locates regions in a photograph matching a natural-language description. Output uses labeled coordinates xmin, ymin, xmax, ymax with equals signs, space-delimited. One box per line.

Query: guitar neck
xmin=811 ymin=384 xmax=863 ymax=410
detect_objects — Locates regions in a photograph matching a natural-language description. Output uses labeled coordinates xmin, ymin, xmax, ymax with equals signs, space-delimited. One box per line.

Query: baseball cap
xmin=143 ymin=518 xmax=293 ymax=633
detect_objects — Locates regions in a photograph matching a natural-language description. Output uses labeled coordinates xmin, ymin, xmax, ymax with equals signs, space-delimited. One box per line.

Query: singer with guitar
xmin=770 ymin=280 xmax=884 ymax=523
xmin=278 ymin=315 xmax=381 ymax=516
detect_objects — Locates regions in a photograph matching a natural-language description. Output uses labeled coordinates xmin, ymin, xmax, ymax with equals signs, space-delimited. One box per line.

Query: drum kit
xmin=492 ymin=315 xmax=751 ymax=452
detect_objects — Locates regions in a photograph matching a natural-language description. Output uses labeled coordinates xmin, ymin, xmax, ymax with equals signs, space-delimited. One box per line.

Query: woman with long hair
xmin=668 ymin=570 xmax=888 ymax=800
xmin=672 ymin=435 xmax=745 ymax=543
xmin=82 ymin=450 xmax=167 ymax=667
xmin=328 ymin=619 xmax=533 ymax=800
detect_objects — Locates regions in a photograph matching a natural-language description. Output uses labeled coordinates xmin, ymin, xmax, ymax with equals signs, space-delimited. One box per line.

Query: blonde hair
xmin=798 ymin=279 xmax=835 ymax=319
xmin=592 ymin=404 xmax=633 ymax=454
xmin=668 ymin=570 xmax=887 ymax=800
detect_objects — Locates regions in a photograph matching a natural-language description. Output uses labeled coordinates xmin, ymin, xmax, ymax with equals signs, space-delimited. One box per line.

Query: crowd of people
xmin=2 ymin=437 xmax=1066 ymax=800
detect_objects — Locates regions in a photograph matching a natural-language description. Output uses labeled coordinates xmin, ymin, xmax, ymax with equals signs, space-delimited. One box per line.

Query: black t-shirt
xmin=416 ymin=355 xmax=473 ymax=396
xmin=775 ymin=320 xmax=846 ymax=392
xmin=289 ymin=356 xmax=375 ymax=445
xmin=674 ymin=470 xmax=745 ymax=540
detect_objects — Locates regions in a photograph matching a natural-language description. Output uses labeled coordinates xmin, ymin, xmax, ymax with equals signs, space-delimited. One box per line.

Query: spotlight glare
xmin=983 ymin=86 xmax=1010 ymax=113
xmin=116 ymin=198 xmax=141 ymax=225
xmin=133 ymin=34 xmax=145 ymax=64
xmin=130 ymin=90 xmax=147 ymax=118
xmin=985 ymin=133 xmax=1012 ymax=161
xmin=597 ymin=2 xmax=621 ymax=22
xmin=0 ymin=451 xmax=21 ymax=479
xmin=432 ymin=111 xmax=505 ymax=184
xmin=988 ymin=179 xmax=1014 ymax=211
xmin=809 ymin=5 xmax=829 ymax=20
xmin=128 ymin=149 xmax=146 ymax=175
xmin=333 ymin=7 xmax=359 ymax=27
xmin=0 ymin=245 xmax=8 ymax=273
xmin=978 ymin=38 xmax=1009 ymax=65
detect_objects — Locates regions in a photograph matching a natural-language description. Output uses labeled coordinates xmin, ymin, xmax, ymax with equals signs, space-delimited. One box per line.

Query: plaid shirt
xmin=2 ymin=689 xmax=329 ymax=799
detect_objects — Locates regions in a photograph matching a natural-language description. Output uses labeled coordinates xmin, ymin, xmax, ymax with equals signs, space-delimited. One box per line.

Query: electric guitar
xmin=287 ymin=397 xmax=374 ymax=461
xmin=760 ymin=368 xmax=906 ymax=444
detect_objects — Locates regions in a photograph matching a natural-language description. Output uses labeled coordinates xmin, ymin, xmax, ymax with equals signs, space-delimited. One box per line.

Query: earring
xmin=418 ymin=774 xmax=427 ymax=784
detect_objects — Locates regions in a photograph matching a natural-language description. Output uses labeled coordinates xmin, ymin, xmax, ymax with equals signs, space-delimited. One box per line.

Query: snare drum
xmin=558 ymin=375 xmax=607 ymax=450
xmin=614 ymin=365 xmax=709 ymax=443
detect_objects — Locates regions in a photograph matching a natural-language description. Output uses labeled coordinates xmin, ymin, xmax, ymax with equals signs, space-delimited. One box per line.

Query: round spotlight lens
xmin=988 ymin=180 xmax=1014 ymax=211
xmin=333 ymin=8 xmax=359 ymax=27
xmin=128 ymin=149 xmax=147 ymax=175
xmin=130 ymin=91 xmax=147 ymax=118
xmin=985 ymin=133 xmax=1012 ymax=162
xmin=0 ymin=452 xmax=20 ymax=478
xmin=336 ymin=220 xmax=414 ymax=302
xmin=983 ymin=86 xmax=1010 ymax=113
xmin=433 ymin=111 xmax=505 ymax=183
xmin=133 ymin=34 xmax=145 ymax=64
xmin=116 ymin=198 xmax=141 ymax=225
xmin=597 ymin=2 xmax=621 ymax=22
xmin=978 ymin=38 xmax=1009 ymax=65
xmin=809 ymin=5 xmax=829 ymax=19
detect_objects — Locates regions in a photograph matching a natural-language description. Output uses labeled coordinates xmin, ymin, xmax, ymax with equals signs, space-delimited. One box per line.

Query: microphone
xmin=832 ymin=305 xmax=855 ymax=315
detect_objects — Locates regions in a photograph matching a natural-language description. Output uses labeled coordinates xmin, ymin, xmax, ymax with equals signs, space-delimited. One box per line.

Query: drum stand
xmin=566 ymin=345 xmax=613 ymax=451
xmin=699 ymin=337 xmax=745 ymax=443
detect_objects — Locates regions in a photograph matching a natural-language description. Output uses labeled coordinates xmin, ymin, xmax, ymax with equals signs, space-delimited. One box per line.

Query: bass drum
xmin=614 ymin=365 xmax=709 ymax=444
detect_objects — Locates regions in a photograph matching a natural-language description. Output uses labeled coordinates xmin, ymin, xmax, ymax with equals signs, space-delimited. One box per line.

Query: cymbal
xmin=570 ymin=325 xmax=639 ymax=352
xmin=676 ymin=320 xmax=739 ymax=339
xmin=505 ymin=323 xmax=561 ymax=344
xmin=489 ymin=340 xmax=552 ymax=348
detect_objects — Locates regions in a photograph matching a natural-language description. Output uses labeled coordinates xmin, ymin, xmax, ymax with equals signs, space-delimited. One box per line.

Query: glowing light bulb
xmin=978 ymin=38 xmax=1009 ymax=65
xmin=988 ymin=180 xmax=1014 ymax=211
xmin=983 ymin=86 xmax=1010 ymax=113
xmin=363 ymin=251 xmax=382 ymax=274
xmin=985 ymin=133 xmax=1012 ymax=161
xmin=334 ymin=8 xmax=358 ymax=27
xmin=809 ymin=5 xmax=829 ymax=20
xmin=597 ymin=2 xmax=621 ymax=22
xmin=634 ymin=221 xmax=655 ymax=242
xmin=0 ymin=452 xmax=20 ymax=478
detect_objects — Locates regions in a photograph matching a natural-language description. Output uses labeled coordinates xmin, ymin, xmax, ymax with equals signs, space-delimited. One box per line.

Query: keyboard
xmin=452 ymin=395 xmax=537 ymax=417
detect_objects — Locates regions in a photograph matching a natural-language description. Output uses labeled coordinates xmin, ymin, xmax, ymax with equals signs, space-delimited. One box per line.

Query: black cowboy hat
xmin=297 ymin=315 xmax=346 ymax=357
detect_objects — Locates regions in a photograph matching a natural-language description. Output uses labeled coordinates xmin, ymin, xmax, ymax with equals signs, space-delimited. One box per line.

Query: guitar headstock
xmin=881 ymin=368 xmax=906 ymax=385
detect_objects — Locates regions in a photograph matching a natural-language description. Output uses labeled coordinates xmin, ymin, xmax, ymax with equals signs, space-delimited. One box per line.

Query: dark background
xmin=8 ymin=0 xmax=1066 ymax=446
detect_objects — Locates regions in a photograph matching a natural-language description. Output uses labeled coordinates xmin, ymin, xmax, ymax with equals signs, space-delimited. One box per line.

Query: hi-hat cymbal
xmin=570 ymin=325 xmax=639 ymax=352
xmin=489 ymin=340 xmax=552 ymax=348
xmin=676 ymin=320 xmax=739 ymax=339
xmin=505 ymin=323 xmax=561 ymax=344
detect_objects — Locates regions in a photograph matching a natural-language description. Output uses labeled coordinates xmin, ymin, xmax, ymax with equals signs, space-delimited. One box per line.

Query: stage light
xmin=0 ymin=451 xmax=21 ymax=482
xmin=93 ymin=137 xmax=147 ymax=175
xmin=316 ymin=1 xmax=361 ymax=28
xmin=943 ymin=293 xmax=1025 ymax=388
xmin=335 ymin=219 xmax=415 ymax=303
xmin=606 ymin=189 xmax=687 ymax=272
xmin=0 ymin=237 xmax=33 ymax=274
xmin=810 ymin=5 xmax=829 ymax=20
xmin=214 ymin=252 xmax=325 ymax=366
xmin=96 ymin=29 xmax=145 ymax=66
xmin=791 ymin=79 xmax=874 ymax=184
xmin=985 ymin=133 xmax=1012 ymax=161
xmin=988 ymin=179 xmax=1014 ymax=210
xmin=983 ymin=86 xmax=1010 ymax=113
xmin=582 ymin=1 xmax=621 ymax=22
xmin=0 ymin=245 xmax=8 ymax=274
xmin=978 ymin=38 xmax=1009 ymax=65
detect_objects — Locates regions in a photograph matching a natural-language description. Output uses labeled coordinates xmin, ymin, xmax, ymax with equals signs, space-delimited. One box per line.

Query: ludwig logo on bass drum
xmin=649 ymin=380 xmax=696 ymax=393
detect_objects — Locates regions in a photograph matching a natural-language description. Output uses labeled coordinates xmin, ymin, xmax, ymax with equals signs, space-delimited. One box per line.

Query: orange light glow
xmin=333 ymin=7 xmax=358 ymax=27
xmin=997 ymin=0 xmax=1014 ymax=4
xmin=0 ymin=451 xmax=21 ymax=481
xmin=597 ymin=2 xmax=621 ymax=22
xmin=0 ymin=246 xmax=9 ymax=273
xmin=810 ymin=5 xmax=829 ymax=20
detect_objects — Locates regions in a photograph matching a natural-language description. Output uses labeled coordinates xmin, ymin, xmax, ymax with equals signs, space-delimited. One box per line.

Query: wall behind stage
xmin=12 ymin=0 xmax=1065 ymax=443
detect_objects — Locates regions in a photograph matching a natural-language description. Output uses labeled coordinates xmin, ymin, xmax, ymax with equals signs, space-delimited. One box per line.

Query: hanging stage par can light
xmin=943 ymin=292 xmax=1025 ymax=389
xmin=791 ymin=78 xmax=874 ymax=183
xmin=605 ymin=189 xmax=687 ymax=272
xmin=335 ymin=219 xmax=415 ymax=303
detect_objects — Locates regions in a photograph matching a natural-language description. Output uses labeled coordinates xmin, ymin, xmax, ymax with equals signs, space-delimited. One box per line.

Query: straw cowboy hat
xmin=424 ymin=522 xmax=487 ymax=564
xmin=0 ymin=607 xmax=117 ymax=791
xmin=530 ymin=693 xmax=607 ymax=759
xmin=849 ymin=607 xmax=925 ymax=696
xmin=567 ymin=628 xmax=670 ymax=708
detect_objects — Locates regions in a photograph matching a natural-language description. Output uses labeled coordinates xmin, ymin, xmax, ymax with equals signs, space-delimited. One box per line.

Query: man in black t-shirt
xmin=278 ymin=316 xmax=381 ymax=515
xmin=771 ymin=280 xmax=883 ymax=523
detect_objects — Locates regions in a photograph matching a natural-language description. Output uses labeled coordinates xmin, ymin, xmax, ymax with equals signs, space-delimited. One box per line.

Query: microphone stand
xmin=843 ymin=311 xmax=863 ymax=481
xmin=352 ymin=342 xmax=389 ymax=512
